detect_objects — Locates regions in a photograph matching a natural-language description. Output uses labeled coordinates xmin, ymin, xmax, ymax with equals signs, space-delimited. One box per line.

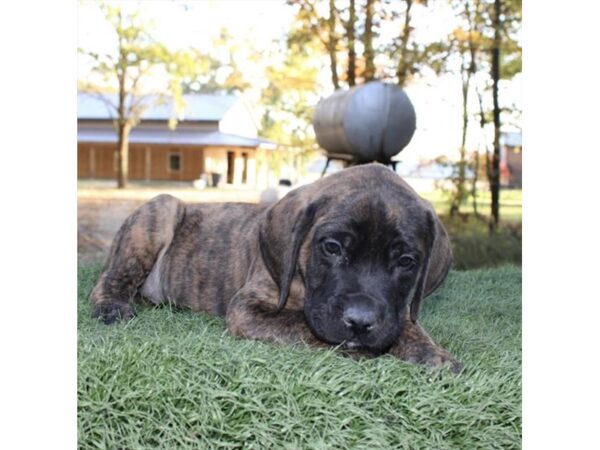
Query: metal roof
xmin=77 ymin=125 xmax=275 ymax=148
xmin=78 ymin=92 xmax=239 ymax=122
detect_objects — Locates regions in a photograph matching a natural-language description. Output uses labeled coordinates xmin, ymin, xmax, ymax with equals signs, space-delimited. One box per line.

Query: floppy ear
xmin=259 ymin=187 xmax=325 ymax=312
xmin=410 ymin=208 xmax=453 ymax=322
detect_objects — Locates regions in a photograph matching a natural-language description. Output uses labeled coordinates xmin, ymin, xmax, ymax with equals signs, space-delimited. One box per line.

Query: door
xmin=241 ymin=152 xmax=248 ymax=184
xmin=226 ymin=151 xmax=235 ymax=184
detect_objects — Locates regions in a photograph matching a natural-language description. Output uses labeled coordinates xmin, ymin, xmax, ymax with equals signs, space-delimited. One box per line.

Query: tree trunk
xmin=116 ymin=19 xmax=129 ymax=190
xmin=450 ymin=67 xmax=470 ymax=217
xmin=471 ymin=150 xmax=480 ymax=216
xmin=451 ymin=0 xmax=477 ymax=218
xmin=490 ymin=0 xmax=502 ymax=229
xmin=466 ymin=0 xmax=481 ymax=218
xmin=363 ymin=0 xmax=376 ymax=81
xmin=116 ymin=47 xmax=129 ymax=189
xmin=474 ymin=81 xmax=491 ymax=186
xmin=327 ymin=0 xmax=340 ymax=90
xmin=397 ymin=0 xmax=413 ymax=87
xmin=346 ymin=0 xmax=356 ymax=87
xmin=117 ymin=121 xmax=131 ymax=188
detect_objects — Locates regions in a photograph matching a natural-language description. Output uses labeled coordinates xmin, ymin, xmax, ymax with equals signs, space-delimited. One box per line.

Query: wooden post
xmin=145 ymin=147 xmax=151 ymax=181
xmin=90 ymin=147 xmax=96 ymax=179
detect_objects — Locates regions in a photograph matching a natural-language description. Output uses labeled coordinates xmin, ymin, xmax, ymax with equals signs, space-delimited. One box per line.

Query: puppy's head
xmin=259 ymin=164 xmax=452 ymax=353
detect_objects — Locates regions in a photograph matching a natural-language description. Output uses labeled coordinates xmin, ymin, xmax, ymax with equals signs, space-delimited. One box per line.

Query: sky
xmin=77 ymin=0 xmax=522 ymax=163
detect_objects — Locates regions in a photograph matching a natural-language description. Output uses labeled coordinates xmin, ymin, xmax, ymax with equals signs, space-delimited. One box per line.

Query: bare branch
xmin=80 ymin=88 xmax=118 ymax=117
xmin=127 ymin=92 xmax=169 ymax=121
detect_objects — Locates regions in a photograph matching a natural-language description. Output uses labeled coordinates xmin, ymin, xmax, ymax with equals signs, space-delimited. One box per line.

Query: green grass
xmin=78 ymin=264 xmax=522 ymax=449
xmin=420 ymin=189 xmax=522 ymax=222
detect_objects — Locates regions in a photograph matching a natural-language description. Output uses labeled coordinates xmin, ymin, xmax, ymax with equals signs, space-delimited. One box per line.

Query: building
xmin=77 ymin=93 xmax=277 ymax=187
xmin=500 ymin=131 xmax=522 ymax=188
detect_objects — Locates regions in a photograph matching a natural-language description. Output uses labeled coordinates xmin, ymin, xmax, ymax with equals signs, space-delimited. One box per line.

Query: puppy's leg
xmin=225 ymin=287 xmax=326 ymax=348
xmin=90 ymin=194 xmax=185 ymax=324
xmin=388 ymin=309 xmax=462 ymax=373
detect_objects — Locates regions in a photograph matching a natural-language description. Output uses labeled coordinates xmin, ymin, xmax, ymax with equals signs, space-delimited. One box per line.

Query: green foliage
xmin=444 ymin=0 xmax=521 ymax=79
xmin=79 ymin=264 xmax=521 ymax=449
xmin=500 ymin=44 xmax=521 ymax=79
xmin=441 ymin=215 xmax=521 ymax=270
xmin=180 ymin=28 xmax=251 ymax=95
xmin=259 ymin=24 xmax=323 ymax=176
xmin=287 ymin=0 xmax=449 ymax=87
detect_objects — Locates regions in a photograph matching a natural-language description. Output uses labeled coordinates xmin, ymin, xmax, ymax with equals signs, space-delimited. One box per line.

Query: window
xmin=168 ymin=152 xmax=182 ymax=172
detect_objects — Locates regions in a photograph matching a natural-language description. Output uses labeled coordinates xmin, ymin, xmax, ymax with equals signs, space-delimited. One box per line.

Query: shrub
xmin=440 ymin=215 xmax=522 ymax=270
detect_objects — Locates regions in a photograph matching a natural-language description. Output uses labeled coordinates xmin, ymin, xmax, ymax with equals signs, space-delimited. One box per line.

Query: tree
xmin=259 ymin=34 xmax=322 ymax=179
xmin=362 ymin=0 xmax=377 ymax=81
xmin=387 ymin=0 xmax=445 ymax=88
xmin=396 ymin=0 xmax=415 ymax=87
xmin=344 ymin=0 xmax=358 ymax=86
xmin=490 ymin=0 xmax=502 ymax=228
xmin=288 ymin=0 xmax=389 ymax=90
xmin=287 ymin=0 xmax=436 ymax=90
xmin=446 ymin=0 xmax=483 ymax=217
xmin=478 ymin=0 xmax=521 ymax=228
xmin=78 ymin=4 xmax=195 ymax=188
xmin=327 ymin=0 xmax=342 ymax=89
xmin=441 ymin=0 xmax=521 ymax=224
xmin=287 ymin=0 xmax=342 ymax=90
xmin=448 ymin=29 xmax=474 ymax=216
xmin=180 ymin=28 xmax=251 ymax=95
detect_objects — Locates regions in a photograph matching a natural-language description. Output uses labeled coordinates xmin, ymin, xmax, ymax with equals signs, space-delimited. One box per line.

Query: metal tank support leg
xmin=320 ymin=157 xmax=332 ymax=177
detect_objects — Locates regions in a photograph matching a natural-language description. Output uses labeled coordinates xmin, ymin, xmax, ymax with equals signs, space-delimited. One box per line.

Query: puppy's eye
xmin=322 ymin=239 xmax=342 ymax=256
xmin=398 ymin=255 xmax=416 ymax=268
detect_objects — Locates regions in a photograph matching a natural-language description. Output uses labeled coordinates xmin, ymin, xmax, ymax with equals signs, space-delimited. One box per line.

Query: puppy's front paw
xmin=91 ymin=302 xmax=135 ymax=325
xmin=408 ymin=349 xmax=462 ymax=374
xmin=391 ymin=343 xmax=462 ymax=374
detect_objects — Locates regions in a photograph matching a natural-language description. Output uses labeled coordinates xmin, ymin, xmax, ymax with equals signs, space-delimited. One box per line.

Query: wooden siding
xmin=78 ymin=143 xmax=264 ymax=183
xmin=95 ymin=145 xmax=118 ymax=179
xmin=77 ymin=143 xmax=91 ymax=178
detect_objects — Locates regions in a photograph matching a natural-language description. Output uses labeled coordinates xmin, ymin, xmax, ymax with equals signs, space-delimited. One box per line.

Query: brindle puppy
xmin=90 ymin=164 xmax=461 ymax=373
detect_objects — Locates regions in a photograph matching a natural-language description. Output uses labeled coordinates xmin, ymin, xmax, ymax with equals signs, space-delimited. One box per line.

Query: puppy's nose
xmin=342 ymin=306 xmax=377 ymax=333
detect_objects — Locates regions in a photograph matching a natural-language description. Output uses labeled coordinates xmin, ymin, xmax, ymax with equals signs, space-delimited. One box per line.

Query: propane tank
xmin=313 ymin=81 xmax=416 ymax=163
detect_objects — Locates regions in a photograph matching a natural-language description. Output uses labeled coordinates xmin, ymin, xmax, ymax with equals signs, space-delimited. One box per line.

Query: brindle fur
xmin=90 ymin=164 xmax=461 ymax=373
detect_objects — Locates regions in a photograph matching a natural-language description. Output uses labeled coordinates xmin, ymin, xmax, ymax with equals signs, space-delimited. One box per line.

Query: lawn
xmin=420 ymin=189 xmax=522 ymax=222
xmin=78 ymin=264 xmax=521 ymax=449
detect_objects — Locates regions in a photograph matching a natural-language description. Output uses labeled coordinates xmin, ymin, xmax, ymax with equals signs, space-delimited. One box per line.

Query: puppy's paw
xmin=407 ymin=349 xmax=462 ymax=374
xmin=91 ymin=302 xmax=135 ymax=325
xmin=391 ymin=344 xmax=462 ymax=374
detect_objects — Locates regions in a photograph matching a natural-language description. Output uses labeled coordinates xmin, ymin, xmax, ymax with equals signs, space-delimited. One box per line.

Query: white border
xmin=0 ymin=1 xmax=76 ymax=448
xmin=523 ymin=1 xmax=600 ymax=448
